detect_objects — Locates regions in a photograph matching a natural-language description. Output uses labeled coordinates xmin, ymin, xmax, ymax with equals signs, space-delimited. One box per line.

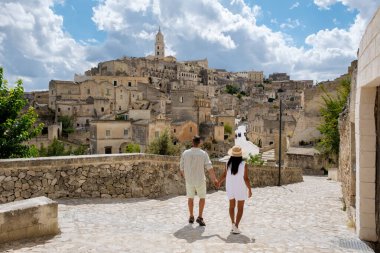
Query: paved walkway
xmin=1 ymin=177 xmax=374 ymax=253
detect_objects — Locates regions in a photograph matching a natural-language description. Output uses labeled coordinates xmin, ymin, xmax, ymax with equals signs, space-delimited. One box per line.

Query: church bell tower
xmin=155 ymin=27 xmax=165 ymax=58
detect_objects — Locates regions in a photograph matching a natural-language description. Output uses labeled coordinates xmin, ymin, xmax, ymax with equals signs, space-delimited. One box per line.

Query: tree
xmin=246 ymin=154 xmax=264 ymax=166
xmin=0 ymin=67 xmax=43 ymax=158
xmin=147 ymin=129 xmax=178 ymax=155
xmin=224 ymin=123 xmax=233 ymax=135
xmin=317 ymin=78 xmax=351 ymax=161
xmin=125 ymin=143 xmax=141 ymax=153
xmin=225 ymin=84 xmax=240 ymax=95
xmin=58 ymin=116 xmax=74 ymax=137
xmin=46 ymin=138 xmax=66 ymax=156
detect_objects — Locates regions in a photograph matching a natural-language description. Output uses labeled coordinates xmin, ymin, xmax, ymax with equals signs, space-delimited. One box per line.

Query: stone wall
xmin=338 ymin=108 xmax=356 ymax=212
xmin=0 ymin=154 xmax=303 ymax=204
xmin=0 ymin=197 xmax=59 ymax=243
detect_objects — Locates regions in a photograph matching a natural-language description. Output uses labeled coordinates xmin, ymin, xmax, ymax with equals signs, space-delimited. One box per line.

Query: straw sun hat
xmin=228 ymin=145 xmax=244 ymax=157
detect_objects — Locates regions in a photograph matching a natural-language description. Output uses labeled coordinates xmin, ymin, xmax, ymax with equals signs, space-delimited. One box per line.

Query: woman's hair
xmin=227 ymin=156 xmax=243 ymax=175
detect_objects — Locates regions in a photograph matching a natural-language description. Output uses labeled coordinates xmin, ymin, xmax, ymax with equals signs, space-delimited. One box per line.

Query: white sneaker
xmin=232 ymin=224 xmax=241 ymax=234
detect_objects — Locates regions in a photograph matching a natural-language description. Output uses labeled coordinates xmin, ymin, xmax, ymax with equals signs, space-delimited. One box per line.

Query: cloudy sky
xmin=0 ymin=0 xmax=379 ymax=91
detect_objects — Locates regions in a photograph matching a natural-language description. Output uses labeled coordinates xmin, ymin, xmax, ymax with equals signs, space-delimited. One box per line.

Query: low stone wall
xmin=0 ymin=154 xmax=303 ymax=203
xmin=0 ymin=196 xmax=59 ymax=243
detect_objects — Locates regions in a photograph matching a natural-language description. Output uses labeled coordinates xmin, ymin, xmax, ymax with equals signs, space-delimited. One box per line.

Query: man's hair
xmin=192 ymin=135 xmax=201 ymax=145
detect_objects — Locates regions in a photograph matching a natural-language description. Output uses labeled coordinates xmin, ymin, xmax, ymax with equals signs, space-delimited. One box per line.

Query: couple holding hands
xmin=180 ymin=136 xmax=252 ymax=234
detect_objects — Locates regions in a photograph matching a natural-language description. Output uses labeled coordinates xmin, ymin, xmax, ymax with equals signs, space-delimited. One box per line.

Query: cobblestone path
xmin=0 ymin=176 xmax=374 ymax=253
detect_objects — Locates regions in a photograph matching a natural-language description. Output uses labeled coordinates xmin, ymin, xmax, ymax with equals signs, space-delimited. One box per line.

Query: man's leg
xmin=188 ymin=198 xmax=194 ymax=217
xmin=186 ymin=183 xmax=196 ymax=223
xmin=198 ymin=198 xmax=205 ymax=218
xmin=195 ymin=182 xmax=207 ymax=226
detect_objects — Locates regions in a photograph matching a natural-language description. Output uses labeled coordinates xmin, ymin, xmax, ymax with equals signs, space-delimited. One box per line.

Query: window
xmin=128 ymin=82 xmax=132 ymax=87
xmin=68 ymin=107 xmax=70 ymax=111
xmin=87 ymin=89 xmax=90 ymax=95
xmin=106 ymin=130 xmax=111 ymax=137
xmin=124 ymin=129 xmax=129 ymax=136
xmin=58 ymin=108 xmax=61 ymax=112
xmin=119 ymin=106 xmax=121 ymax=110
xmin=157 ymin=46 xmax=159 ymax=49
xmin=190 ymin=127 xmax=192 ymax=133
xmin=174 ymin=129 xmax=176 ymax=133
xmin=157 ymin=52 xmax=159 ymax=55
xmin=101 ymin=107 xmax=104 ymax=112
xmin=179 ymin=96 xmax=183 ymax=103
xmin=105 ymin=146 xmax=112 ymax=154
xmin=113 ymin=80 xmax=117 ymax=86
xmin=269 ymin=128 xmax=273 ymax=134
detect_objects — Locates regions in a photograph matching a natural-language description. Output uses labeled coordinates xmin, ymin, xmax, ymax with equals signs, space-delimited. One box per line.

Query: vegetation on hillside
xmin=37 ymin=139 xmax=87 ymax=157
xmin=58 ymin=116 xmax=74 ymax=137
xmin=0 ymin=67 xmax=43 ymax=158
xmin=147 ymin=129 xmax=179 ymax=155
xmin=317 ymin=78 xmax=351 ymax=162
xmin=224 ymin=123 xmax=233 ymax=135
xmin=125 ymin=143 xmax=141 ymax=153
xmin=246 ymin=153 xmax=264 ymax=166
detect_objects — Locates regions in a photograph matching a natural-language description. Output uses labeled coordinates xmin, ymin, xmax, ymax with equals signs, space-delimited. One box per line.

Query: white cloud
xmin=290 ymin=2 xmax=300 ymax=10
xmin=280 ymin=18 xmax=301 ymax=29
xmin=0 ymin=0 xmax=92 ymax=90
xmin=1 ymin=0 xmax=380 ymax=91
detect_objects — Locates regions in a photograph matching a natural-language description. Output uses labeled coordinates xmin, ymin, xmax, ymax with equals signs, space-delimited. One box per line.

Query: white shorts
xmin=186 ymin=182 xmax=207 ymax=199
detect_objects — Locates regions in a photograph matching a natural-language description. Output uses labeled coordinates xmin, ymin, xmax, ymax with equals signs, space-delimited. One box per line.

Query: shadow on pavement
xmin=221 ymin=233 xmax=255 ymax=244
xmin=173 ymin=224 xmax=218 ymax=243
xmin=173 ymin=224 xmax=255 ymax=244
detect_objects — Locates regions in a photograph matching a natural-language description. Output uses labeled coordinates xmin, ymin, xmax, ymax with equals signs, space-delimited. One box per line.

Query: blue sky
xmin=0 ymin=0 xmax=379 ymax=90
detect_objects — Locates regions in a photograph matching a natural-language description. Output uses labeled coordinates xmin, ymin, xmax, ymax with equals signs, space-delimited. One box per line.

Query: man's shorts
xmin=186 ymin=182 xmax=207 ymax=199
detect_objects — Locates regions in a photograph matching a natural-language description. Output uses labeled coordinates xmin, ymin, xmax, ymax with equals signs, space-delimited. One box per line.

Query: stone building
xmin=155 ymin=27 xmax=165 ymax=58
xmin=90 ymin=120 xmax=132 ymax=154
xmin=131 ymin=118 xmax=171 ymax=152
xmin=268 ymin=72 xmax=290 ymax=81
xmin=285 ymin=147 xmax=325 ymax=175
xmin=348 ymin=8 xmax=380 ymax=244
xmin=170 ymin=88 xmax=211 ymax=126
xmin=171 ymin=120 xmax=198 ymax=143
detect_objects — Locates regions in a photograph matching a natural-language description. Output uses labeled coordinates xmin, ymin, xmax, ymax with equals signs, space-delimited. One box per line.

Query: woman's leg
xmin=235 ymin=200 xmax=245 ymax=228
xmin=229 ymin=199 xmax=236 ymax=224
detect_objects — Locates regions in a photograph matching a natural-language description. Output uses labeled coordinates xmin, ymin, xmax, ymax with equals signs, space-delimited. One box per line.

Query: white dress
xmin=226 ymin=161 xmax=248 ymax=201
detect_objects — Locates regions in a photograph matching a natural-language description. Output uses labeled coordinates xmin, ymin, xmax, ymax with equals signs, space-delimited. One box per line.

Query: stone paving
xmin=0 ymin=176 xmax=375 ymax=253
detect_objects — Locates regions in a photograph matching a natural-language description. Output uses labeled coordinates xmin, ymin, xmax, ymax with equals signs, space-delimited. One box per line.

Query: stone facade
xmin=0 ymin=154 xmax=303 ymax=204
xmin=285 ymin=147 xmax=326 ymax=175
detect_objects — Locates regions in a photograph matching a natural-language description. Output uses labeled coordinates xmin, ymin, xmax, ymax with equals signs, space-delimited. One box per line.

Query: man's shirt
xmin=180 ymin=147 xmax=213 ymax=186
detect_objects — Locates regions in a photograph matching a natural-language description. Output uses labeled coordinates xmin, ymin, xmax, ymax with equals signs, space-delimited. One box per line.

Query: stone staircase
xmin=261 ymin=149 xmax=275 ymax=165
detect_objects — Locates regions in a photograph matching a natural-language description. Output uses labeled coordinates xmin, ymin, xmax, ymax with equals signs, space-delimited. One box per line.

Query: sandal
xmin=196 ymin=217 xmax=206 ymax=226
xmin=189 ymin=216 xmax=195 ymax=224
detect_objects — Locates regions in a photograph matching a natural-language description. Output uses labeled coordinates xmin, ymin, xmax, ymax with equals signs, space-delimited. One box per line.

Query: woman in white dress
xmin=217 ymin=145 xmax=252 ymax=234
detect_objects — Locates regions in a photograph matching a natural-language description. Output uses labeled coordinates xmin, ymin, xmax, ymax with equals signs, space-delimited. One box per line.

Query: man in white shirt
xmin=180 ymin=135 xmax=218 ymax=226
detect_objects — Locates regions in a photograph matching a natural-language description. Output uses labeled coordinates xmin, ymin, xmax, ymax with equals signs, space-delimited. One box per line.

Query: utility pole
xmin=278 ymin=99 xmax=282 ymax=186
